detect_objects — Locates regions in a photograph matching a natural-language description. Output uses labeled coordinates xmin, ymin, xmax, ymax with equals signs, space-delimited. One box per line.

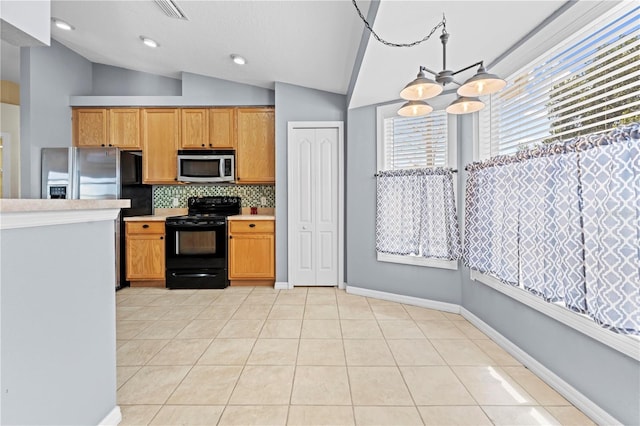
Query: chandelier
xmin=352 ymin=2 xmax=507 ymax=117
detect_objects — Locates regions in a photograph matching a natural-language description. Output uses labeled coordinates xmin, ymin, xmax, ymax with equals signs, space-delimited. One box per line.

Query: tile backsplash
xmin=154 ymin=185 xmax=275 ymax=209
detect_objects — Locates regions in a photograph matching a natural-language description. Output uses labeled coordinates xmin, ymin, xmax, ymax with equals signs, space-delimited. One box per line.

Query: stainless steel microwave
xmin=177 ymin=150 xmax=235 ymax=183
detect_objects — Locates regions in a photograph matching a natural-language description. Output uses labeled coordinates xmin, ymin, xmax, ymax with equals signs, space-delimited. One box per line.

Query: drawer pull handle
xmin=142 ymin=224 xmax=149 ymax=229
xmin=249 ymin=223 xmax=256 ymax=228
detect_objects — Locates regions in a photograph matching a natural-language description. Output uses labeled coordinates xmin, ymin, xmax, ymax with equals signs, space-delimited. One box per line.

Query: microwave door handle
xmin=219 ymin=158 xmax=225 ymax=179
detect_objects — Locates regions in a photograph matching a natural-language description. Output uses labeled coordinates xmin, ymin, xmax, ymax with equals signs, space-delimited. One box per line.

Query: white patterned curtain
xmin=579 ymin=128 xmax=640 ymax=334
xmin=463 ymin=162 xmax=519 ymax=285
xmin=464 ymin=123 xmax=639 ymax=335
xmin=376 ymin=168 xmax=461 ymax=260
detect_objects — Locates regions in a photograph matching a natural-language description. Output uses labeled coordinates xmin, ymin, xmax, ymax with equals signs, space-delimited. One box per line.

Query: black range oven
xmin=165 ymin=196 xmax=241 ymax=289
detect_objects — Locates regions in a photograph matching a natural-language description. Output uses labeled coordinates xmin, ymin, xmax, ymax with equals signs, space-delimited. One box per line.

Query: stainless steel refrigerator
xmin=41 ymin=147 xmax=153 ymax=289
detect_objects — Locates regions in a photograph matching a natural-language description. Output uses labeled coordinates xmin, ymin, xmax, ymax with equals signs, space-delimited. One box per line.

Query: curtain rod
xmin=374 ymin=169 xmax=458 ymax=177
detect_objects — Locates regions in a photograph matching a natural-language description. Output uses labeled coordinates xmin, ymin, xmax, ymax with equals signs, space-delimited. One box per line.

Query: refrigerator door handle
xmin=70 ymin=148 xmax=79 ymax=199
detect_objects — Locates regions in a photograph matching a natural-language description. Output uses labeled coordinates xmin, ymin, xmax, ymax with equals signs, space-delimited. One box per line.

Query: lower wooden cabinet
xmin=125 ymin=222 xmax=165 ymax=285
xmin=228 ymin=219 xmax=275 ymax=285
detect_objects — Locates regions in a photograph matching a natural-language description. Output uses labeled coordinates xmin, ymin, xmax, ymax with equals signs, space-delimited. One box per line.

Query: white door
xmin=288 ymin=123 xmax=343 ymax=287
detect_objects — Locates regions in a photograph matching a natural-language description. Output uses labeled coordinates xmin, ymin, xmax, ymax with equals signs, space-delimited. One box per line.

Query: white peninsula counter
xmin=0 ymin=199 xmax=129 ymax=425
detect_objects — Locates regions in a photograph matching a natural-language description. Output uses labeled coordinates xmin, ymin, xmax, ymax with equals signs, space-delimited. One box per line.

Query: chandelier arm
xmin=421 ymin=67 xmax=440 ymax=77
xmin=352 ymin=0 xmax=446 ymax=48
xmin=451 ymin=61 xmax=484 ymax=76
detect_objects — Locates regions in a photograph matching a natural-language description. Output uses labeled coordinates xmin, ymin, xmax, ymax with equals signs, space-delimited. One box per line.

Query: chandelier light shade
xmin=399 ymin=68 xmax=443 ymax=101
xmin=398 ymin=100 xmax=434 ymax=117
xmin=392 ymin=16 xmax=505 ymax=117
xmin=349 ymin=3 xmax=507 ymax=117
xmin=457 ymin=66 xmax=507 ymax=97
xmin=445 ymin=96 xmax=485 ymax=115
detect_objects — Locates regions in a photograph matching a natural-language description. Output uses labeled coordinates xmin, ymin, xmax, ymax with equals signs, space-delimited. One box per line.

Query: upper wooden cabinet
xmin=73 ymin=108 xmax=141 ymax=149
xmin=236 ymin=108 xmax=275 ymax=184
xmin=142 ymin=108 xmax=180 ymax=184
xmin=110 ymin=109 xmax=141 ymax=149
xmin=209 ymin=108 xmax=236 ymax=149
xmin=180 ymin=108 xmax=209 ymax=149
xmin=73 ymin=108 xmax=108 ymax=147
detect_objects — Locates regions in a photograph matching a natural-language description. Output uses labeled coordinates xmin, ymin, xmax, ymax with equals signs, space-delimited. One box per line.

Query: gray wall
xmin=273 ymin=81 xmax=347 ymax=283
xmin=92 ymin=63 xmax=181 ymax=96
xmin=19 ymin=44 xmax=276 ymax=198
xmin=456 ymin=115 xmax=640 ymax=425
xmin=345 ymin=104 xmax=462 ymax=302
xmin=20 ymin=40 xmax=92 ymax=198
xmin=181 ymin=72 xmax=274 ymax=106
xmin=1 ymin=220 xmax=117 ymax=425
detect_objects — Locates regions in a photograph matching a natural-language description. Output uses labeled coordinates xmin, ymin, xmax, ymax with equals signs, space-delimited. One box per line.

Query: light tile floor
xmin=116 ymin=286 xmax=596 ymax=426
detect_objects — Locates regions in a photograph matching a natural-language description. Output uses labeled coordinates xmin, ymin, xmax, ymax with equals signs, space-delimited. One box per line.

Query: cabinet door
xmin=209 ymin=108 xmax=235 ymax=149
xmin=142 ymin=108 xmax=180 ymax=183
xmin=73 ymin=108 xmax=108 ymax=147
xmin=126 ymin=234 xmax=165 ymax=280
xmin=110 ymin=108 xmax=140 ymax=149
xmin=236 ymin=108 xmax=275 ymax=184
xmin=228 ymin=232 xmax=275 ymax=279
xmin=180 ymin=108 xmax=209 ymax=149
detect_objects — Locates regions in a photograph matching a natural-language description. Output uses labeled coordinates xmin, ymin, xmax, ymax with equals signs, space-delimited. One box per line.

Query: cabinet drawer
xmin=229 ymin=220 xmax=274 ymax=234
xmin=126 ymin=222 xmax=165 ymax=234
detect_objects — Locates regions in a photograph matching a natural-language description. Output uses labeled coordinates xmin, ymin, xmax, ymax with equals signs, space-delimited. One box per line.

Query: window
xmin=479 ymin=3 xmax=639 ymax=159
xmin=377 ymin=102 xmax=456 ymax=173
xmin=381 ymin=111 xmax=448 ymax=170
xmin=470 ymin=2 xmax=639 ymax=358
xmin=376 ymin=103 xmax=458 ymax=269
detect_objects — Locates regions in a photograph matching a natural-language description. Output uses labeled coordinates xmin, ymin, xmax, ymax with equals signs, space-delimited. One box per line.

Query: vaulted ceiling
xmin=4 ymin=1 xmax=574 ymax=108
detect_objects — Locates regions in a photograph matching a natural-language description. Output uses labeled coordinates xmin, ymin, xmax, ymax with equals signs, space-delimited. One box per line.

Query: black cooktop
xmin=166 ymin=196 xmax=241 ymax=225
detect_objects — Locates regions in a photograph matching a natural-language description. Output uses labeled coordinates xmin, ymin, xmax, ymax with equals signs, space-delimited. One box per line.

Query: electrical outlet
xmin=172 ymin=197 xmax=180 ymax=207
xmin=260 ymin=196 xmax=267 ymax=206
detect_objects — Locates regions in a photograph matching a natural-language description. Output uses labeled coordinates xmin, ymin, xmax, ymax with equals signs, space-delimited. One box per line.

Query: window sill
xmin=377 ymin=252 xmax=458 ymax=270
xmin=470 ymin=270 xmax=640 ymax=361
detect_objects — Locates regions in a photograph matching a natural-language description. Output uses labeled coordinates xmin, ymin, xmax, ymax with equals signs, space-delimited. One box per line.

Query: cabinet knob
xmin=142 ymin=224 xmax=149 ymax=229
xmin=101 ymin=144 xmax=106 ymax=147
xmin=229 ymin=235 xmax=233 ymax=239
xmin=160 ymin=236 xmax=164 ymax=240
xmin=108 ymin=144 xmax=113 ymax=147
xmin=201 ymin=144 xmax=205 ymax=147
xmin=249 ymin=223 xmax=256 ymax=228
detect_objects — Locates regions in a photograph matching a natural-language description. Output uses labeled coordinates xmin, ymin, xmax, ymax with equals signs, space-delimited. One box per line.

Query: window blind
xmin=383 ymin=111 xmax=448 ymax=170
xmin=479 ymin=4 xmax=639 ymax=157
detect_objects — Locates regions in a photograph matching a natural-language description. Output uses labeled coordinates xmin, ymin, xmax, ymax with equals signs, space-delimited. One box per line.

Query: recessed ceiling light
xmin=140 ymin=36 xmax=159 ymax=48
xmin=230 ymin=54 xmax=247 ymax=65
xmin=52 ymin=18 xmax=74 ymax=31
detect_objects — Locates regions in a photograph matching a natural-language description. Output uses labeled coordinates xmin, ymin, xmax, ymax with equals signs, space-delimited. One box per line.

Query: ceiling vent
xmin=154 ymin=0 xmax=188 ymax=20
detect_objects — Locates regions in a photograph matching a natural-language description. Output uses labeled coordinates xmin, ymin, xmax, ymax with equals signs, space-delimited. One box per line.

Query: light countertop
xmin=124 ymin=214 xmax=175 ymax=222
xmin=0 ymin=199 xmax=130 ymax=213
xmin=125 ymin=208 xmax=275 ymax=222
xmin=124 ymin=208 xmax=187 ymax=222
xmin=228 ymin=214 xmax=275 ymax=220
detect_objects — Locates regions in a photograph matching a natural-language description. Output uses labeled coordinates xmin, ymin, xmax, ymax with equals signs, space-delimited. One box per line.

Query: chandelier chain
xmin=351 ymin=0 xmax=446 ymax=48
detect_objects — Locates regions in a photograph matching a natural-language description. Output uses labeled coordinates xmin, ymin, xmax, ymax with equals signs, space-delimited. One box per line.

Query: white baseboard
xmin=274 ymin=281 xmax=292 ymax=290
xmin=98 ymin=406 xmax=121 ymax=426
xmin=345 ymin=285 xmax=460 ymax=313
xmin=343 ymin=285 xmax=620 ymax=425
xmin=461 ymin=308 xmax=623 ymax=426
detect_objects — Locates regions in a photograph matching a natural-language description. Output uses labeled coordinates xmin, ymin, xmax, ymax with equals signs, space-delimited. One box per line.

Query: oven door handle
xmin=165 ymin=223 xmax=225 ymax=231
xmin=169 ymin=272 xmax=218 ymax=278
